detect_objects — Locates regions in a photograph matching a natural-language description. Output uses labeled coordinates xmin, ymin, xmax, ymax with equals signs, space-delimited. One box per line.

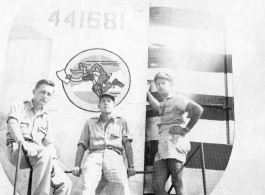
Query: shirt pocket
xmin=89 ymin=125 xmax=104 ymax=139
xmin=175 ymin=135 xmax=191 ymax=153
xmin=110 ymin=127 xmax=122 ymax=139
xmin=33 ymin=123 xmax=48 ymax=142
xmin=38 ymin=124 xmax=48 ymax=136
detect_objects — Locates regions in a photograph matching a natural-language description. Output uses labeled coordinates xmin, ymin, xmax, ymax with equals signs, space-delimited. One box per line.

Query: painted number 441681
xmin=48 ymin=10 xmax=124 ymax=30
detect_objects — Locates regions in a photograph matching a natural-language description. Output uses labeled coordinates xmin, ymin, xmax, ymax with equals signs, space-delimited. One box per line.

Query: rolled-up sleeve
xmin=78 ymin=120 xmax=90 ymax=150
xmin=176 ymin=94 xmax=191 ymax=111
xmin=7 ymin=100 xmax=23 ymax=124
xmin=121 ymin=119 xmax=133 ymax=141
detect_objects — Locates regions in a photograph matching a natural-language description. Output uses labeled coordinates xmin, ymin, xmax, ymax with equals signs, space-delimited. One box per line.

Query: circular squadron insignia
xmin=57 ymin=48 xmax=131 ymax=112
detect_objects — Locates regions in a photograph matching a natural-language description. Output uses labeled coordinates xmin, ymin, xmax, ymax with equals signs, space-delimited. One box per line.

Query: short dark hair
xmin=35 ymin=79 xmax=55 ymax=90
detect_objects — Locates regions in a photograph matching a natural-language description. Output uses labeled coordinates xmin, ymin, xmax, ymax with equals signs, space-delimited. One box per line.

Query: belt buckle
xmin=7 ymin=142 xmax=13 ymax=148
xmin=24 ymin=138 xmax=33 ymax=142
xmin=106 ymin=147 xmax=121 ymax=155
xmin=106 ymin=147 xmax=113 ymax=151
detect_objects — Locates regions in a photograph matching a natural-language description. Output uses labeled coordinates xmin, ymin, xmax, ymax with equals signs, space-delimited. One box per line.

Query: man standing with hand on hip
xmin=6 ymin=79 xmax=72 ymax=195
xmin=147 ymin=72 xmax=204 ymax=195
xmin=72 ymin=92 xmax=136 ymax=195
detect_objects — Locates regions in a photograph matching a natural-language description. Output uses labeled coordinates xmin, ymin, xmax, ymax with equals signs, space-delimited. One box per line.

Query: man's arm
xmin=169 ymin=101 xmax=204 ymax=135
xmin=7 ymin=118 xmax=37 ymax=156
xmin=122 ymin=136 xmax=136 ymax=177
xmin=147 ymin=91 xmax=160 ymax=112
xmin=146 ymin=81 xmax=160 ymax=111
xmin=7 ymin=118 xmax=25 ymax=143
xmin=72 ymin=144 xmax=85 ymax=177
xmin=185 ymin=101 xmax=204 ymax=131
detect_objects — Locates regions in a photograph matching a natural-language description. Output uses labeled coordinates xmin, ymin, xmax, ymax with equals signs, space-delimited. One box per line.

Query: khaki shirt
xmin=78 ymin=116 xmax=132 ymax=153
xmin=158 ymin=93 xmax=191 ymax=133
xmin=6 ymin=100 xmax=54 ymax=146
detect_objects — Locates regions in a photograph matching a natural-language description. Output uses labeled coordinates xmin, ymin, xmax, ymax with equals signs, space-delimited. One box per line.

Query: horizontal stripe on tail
xmin=146 ymin=92 xmax=234 ymax=121
xmin=145 ymin=141 xmax=232 ymax=170
xmin=150 ymin=7 xmax=226 ymax=32
xmin=148 ymin=48 xmax=232 ymax=73
xmin=146 ymin=117 xmax=235 ymax=144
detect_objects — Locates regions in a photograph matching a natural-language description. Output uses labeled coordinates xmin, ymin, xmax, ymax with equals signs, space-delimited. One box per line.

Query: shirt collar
xmin=160 ymin=93 xmax=173 ymax=114
xmin=97 ymin=115 xmax=116 ymax=123
xmin=24 ymin=99 xmax=47 ymax=115
xmin=162 ymin=93 xmax=173 ymax=102
xmin=167 ymin=93 xmax=173 ymax=99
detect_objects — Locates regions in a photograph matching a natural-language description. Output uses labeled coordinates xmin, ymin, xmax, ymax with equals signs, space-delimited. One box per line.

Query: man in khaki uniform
xmin=147 ymin=72 xmax=204 ymax=195
xmin=6 ymin=79 xmax=72 ymax=195
xmin=72 ymin=93 xmax=136 ymax=195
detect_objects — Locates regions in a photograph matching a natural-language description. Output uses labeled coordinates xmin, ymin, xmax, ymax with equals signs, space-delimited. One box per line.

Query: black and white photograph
xmin=0 ymin=0 xmax=265 ymax=195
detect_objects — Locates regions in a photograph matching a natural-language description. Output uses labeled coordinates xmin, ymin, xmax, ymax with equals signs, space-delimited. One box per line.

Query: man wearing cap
xmin=72 ymin=93 xmax=136 ymax=195
xmin=6 ymin=79 xmax=72 ymax=195
xmin=147 ymin=72 xmax=204 ymax=195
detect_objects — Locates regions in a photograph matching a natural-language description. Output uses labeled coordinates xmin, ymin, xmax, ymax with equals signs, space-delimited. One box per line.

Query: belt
xmin=24 ymin=138 xmax=34 ymax=142
xmin=7 ymin=142 xmax=13 ymax=148
xmin=106 ymin=147 xmax=122 ymax=155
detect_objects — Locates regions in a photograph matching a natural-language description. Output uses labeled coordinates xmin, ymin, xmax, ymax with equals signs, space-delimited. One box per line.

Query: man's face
xmin=33 ymin=84 xmax=54 ymax=107
xmin=98 ymin=97 xmax=115 ymax=114
xmin=155 ymin=78 xmax=172 ymax=95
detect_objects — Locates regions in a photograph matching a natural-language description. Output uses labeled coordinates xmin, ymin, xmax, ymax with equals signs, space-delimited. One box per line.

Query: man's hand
xmin=147 ymin=81 xmax=150 ymax=92
xmin=23 ymin=142 xmax=38 ymax=157
xmin=72 ymin=167 xmax=82 ymax=177
xmin=127 ymin=167 xmax=136 ymax=178
xmin=169 ymin=126 xmax=189 ymax=136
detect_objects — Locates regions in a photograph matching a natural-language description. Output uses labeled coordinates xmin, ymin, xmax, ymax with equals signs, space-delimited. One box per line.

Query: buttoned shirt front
xmin=78 ymin=116 xmax=132 ymax=153
xmin=158 ymin=93 xmax=191 ymax=133
xmin=6 ymin=99 xmax=54 ymax=146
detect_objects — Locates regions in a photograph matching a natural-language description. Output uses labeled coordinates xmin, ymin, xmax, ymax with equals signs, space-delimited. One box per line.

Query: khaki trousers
xmin=82 ymin=149 xmax=130 ymax=195
xmin=6 ymin=142 xmax=72 ymax=195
